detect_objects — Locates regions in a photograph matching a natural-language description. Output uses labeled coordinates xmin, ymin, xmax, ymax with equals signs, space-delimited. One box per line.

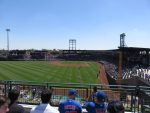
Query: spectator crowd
xmin=100 ymin=61 xmax=150 ymax=82
xmin=0 ymin=88 xmax=125 ymax=113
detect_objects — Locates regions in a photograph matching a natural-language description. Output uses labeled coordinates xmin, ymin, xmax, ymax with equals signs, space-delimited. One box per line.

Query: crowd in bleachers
xmin=99 ymin=61 xmax=118 ymax=80
xmin=123 ymin=66 xmax=150 ymax=81
xmin=99 ymin=61 xmax=150 ymax=82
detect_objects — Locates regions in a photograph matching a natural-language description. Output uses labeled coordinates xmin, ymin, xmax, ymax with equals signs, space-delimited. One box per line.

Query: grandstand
xmin=100 ymin=47 xmax=150 ymax=86
xmin=0 ymin=46 xmax=150 ymax=113
xmin=0 ymin=47 xmax=150 ymax=86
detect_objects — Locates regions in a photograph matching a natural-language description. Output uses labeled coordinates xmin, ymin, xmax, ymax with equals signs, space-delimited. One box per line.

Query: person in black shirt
xmin=107 ymin=101 xmax=124 ymax=113
xmin=7 ymin=89 xmax=24 ymax=113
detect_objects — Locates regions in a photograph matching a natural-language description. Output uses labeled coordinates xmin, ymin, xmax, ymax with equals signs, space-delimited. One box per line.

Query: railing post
xmin=4 ymin=81 xmax=7 ymax=96
xmin=86 ymin=88 xmax=88 ymax=100
xmin=131 ymin=92 xmax=133 ymax=112
xmin=46 ymin=82 xmax=49 ymax=89
xmin=9 ymin=81 xmax=12 ymax=91
xmin=136 ymin=86 xmax=140 ymax=113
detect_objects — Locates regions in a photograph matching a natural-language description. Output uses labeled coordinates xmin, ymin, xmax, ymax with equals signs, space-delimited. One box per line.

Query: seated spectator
xmin=32 ymin=88 xmax=36 ymax=99
xmin=59 ymin=89 xmax=82 ymax=113
xmin=7 ymin=89 xmax=24 ymax=113
xmin=30 ymin=89 xmax=59 ymax=113
xmin=85 ymin=91 xmax=107 ymax=113
xmin=107 ymin=101 xmax=124 ymax=113
xmin=0 ymin=95 xmax=9 ymax=113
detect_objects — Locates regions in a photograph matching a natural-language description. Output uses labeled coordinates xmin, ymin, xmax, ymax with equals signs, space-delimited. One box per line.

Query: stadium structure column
xmin=118 ymin=33 xmax=126 ymax=85
xmin=117 ymin=51 xmax=122 ymax=85
xmin=146 ymin=50 xmax=150 ymax=66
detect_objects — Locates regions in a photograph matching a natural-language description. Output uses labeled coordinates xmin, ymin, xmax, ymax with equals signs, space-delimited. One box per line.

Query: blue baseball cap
xmin=95 ymin=91 xmax=107 ymax=100
xmin=68 ymin=89 xmax=78 ymax=96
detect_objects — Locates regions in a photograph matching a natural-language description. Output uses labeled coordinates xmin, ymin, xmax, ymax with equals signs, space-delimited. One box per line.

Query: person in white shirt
xmin=30 ymin=89 xmax=59 ymax=113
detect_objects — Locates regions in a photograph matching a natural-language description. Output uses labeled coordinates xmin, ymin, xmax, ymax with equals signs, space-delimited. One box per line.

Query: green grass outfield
xmin=0 ymin=61 xmax=99 ymax=84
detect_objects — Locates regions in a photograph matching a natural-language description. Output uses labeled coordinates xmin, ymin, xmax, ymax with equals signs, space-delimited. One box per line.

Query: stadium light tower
xmin=69 ymin=39 xmax=76 ymax=50
xmin=120 ymin=33 xmax=126 ymax=47
xmin=6 ymin=28 xmax=10 ymax=52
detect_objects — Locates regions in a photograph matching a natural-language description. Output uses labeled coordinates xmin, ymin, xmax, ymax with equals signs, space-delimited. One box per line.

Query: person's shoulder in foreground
xmin=8 ymin=103 xmax=24 ymax=113
xmin=59 ymin=89 xmax=82 ymax=113
xmin=30 ymin=104 xmax=59 ymax=113
xmin=107 ymin=100 xmax=124 ymax=113
xmin=85 ymin=91 xmax=107 ymax=113
xmin=30 ymin=89 xmax=59 ymax=113
xmin=0 ymin=95 xmax=9 ymax=113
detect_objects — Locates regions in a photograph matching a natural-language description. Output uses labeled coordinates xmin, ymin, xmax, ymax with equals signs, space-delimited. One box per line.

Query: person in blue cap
xmin=85 ymin=91 xmax=107 ymax=113
xmin=58 ymin=89 xmax=82 ymax=113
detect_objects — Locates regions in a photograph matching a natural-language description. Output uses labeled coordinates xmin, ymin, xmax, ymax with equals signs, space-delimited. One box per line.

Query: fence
xmin=0 ymin=80 xmax=150 ymax=113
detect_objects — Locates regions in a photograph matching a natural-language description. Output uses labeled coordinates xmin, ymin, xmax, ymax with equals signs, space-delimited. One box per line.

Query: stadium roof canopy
xmin=118 ymin=47 xmax=150 ymax=51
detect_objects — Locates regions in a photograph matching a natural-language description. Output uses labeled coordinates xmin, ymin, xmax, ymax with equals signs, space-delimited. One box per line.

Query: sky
xmin=0 ymin=0 xmax=150 ymax=50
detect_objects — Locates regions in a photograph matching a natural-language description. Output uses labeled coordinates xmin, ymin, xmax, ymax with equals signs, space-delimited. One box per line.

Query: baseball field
xmin=0 ymin=61 xmax=99 ymax=84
